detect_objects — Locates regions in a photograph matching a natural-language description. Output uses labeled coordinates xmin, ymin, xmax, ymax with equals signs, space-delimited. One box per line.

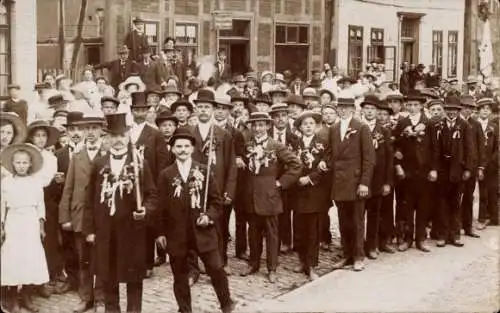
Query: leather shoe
xmin=416 ymin=242 xmax=431 ymax=252
xmin=366 ymin=250 xmax=378 ymax=260
xmin=73 ymin=300 xmax=92 ymax=313
xmin=308 ymin=269 xmax=319 ymax=281
xmin=450 ymin=239 xmax=464 ymax=247
xmin=280 ymin=245 xmax=292 ymax=254
xmin=38 ymin=283 xmax=53 ymax=298
xmin=236 ymin=252 xmax=249 ymax=261
xmin=223 ymin=265 xmax=232 ymax=276
xmin=353 ymin=261 xmax=365 ymax=272
xmin=188 ymin=272 xmax=200 ymax=286
xmin=94 ymin=301 xmax=105 ymax=313
xmin=268 ymin=271 xmax=277 ymax=283
xmin=465 ymin=231 xmax=480 ymax=238
xmin=222 ymin=299 xmax=237 ymax=313
xmin=145 ymin=269 xmax=153 ymax=278
xmin=397 ymin=241 xmax=409 ymax=252
xmin=436 ymin=239 xmax=446 ymax=247
xmin=331 ymin=258 xmax=350 ymax=270
xmin=240 ymin=266 xmax=259 ymax=277
xmin=379 ymin=244 xmax=396 ymax=254
xmin=54 ymin=281 xmax=71 ymax=294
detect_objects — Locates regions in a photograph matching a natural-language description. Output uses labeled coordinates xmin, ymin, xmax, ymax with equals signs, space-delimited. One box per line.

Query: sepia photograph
xmin=0 ymin=0 xmax=499 ymax=312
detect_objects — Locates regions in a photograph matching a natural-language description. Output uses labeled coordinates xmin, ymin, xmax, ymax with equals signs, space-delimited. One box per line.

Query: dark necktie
xmin=112 ymin=153 xmax=127 ymax=160
xmin=278 ymin=131 xmax=284 ymax=144
xmin=87 ymin=146 xmax=98 ymax=151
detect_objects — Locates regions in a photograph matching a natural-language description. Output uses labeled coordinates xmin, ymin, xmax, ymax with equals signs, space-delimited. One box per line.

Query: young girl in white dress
xmin=1 ymin=143 xmax=49 ymax=312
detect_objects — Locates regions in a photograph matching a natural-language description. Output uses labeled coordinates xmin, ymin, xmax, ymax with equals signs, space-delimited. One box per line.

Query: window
xmin=348 ymin=25 xmax=363 ymax=77
xmin=0 ymin=2 xmax=11 ymax=98
xmin=368 ymin=28 xmax=384 ymax=64
xmin=447 ymin=31 xmax=458 ymax=77
xmin=175 ymin=23 xmax=198 ymax=67
xmin=275 ymin=25 xmax=309 ymax=45
xmin=144 ymin=21 xmax=160 ymax=55
xmin=432 ymin=30 xmax=443 ymax=76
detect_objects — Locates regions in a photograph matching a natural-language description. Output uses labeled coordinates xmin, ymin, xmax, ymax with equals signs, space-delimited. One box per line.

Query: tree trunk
xmin=70 ymin=0 xmax=88 ymax=79
xmin=58 ymin=0 xmax=65 ymax=70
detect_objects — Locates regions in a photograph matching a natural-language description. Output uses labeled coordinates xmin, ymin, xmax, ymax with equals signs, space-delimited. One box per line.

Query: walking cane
xmin=202 ymin=124 xmax=215 ymax=214
xmin=129 ymin=141 xmax=143 ymax=213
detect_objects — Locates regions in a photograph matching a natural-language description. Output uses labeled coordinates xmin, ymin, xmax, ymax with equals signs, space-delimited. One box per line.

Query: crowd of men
xmin=1 ymin=29 xmax=499 ymax=313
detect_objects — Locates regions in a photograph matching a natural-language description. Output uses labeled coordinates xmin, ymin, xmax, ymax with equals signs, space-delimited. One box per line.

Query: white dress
xmin=1 ymin=175 xmax=49 ymax=286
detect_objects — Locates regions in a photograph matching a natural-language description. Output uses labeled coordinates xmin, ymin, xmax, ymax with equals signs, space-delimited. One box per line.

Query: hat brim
xmin=246 ymin=118 xmax=273 ymax=124
xmin=319 ymin=89 xmax=334 ymax=98
xmin=104 ymin=126 xmax=131 ymax=135
xmin=267 ymin=90 xmax=288 ymax=97
xmin=118 ymin=79 xmax=146 ymax=93
xmin=171 ymin=102 xmax=194 ymax=113
xmin=269 ymin=108 xmax=290 ymax=115
xmin=404 ymin=96 xmax=426 ymax=103
xmin=377 ymin=106 xmax=394 ymax=115
xmin=193 ymin=99 xmax=217 ymax=105
xmin=28 ymin=124 xmax=61 ymax=148
xmin=360 ymin=101 xmax=379 ymax=108
xmin=155 ymin=116 xmax=179 ymax=126
xmin=162 ymin=90 xmax=182 ymax=97
xmin=1 ymin=113 xmax=27 ymax=145
xmin=62 ymin=120 xmax=90 ymax=127
xmin=169 ymin=134 xmax=196 ymax=146
xmin=231 ymin=97 xmax=249 ymax=103
xmin=1 ymin=143 xmax=44 ymax=175
xmin=294 ymin=112 xmax=322 ymax=129
xmin=443 ymin=104 xmax=462 ymax=111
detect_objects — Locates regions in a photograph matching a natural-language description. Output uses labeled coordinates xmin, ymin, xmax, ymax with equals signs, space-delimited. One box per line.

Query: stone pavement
xmin=32 ymin=209 xmax=342 ymax=313
xmin=248 ymin=227 xmax=500 ymax=312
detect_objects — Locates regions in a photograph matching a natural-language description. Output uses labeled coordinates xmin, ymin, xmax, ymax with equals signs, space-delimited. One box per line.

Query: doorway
xmin=219 ymin=40 xmax=250 ymax=76
xmin=402 ymin=41 xmax=415 ymax=64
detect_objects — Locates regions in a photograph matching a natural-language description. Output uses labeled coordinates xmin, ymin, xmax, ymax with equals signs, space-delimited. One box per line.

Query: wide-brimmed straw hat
xmin=118 ymin=75 xmax=146 ymax=92
xmin=0 ymin=112 xmax=27 ymax=145
xmin=1 ymin=143 xmax=44 ymax=175
xmin=293 ymin=111 xmax=322 ymax=129
xmin=27 ymin=121 xmax=61 ymax=148
xmin=246 ymin=112 xmax=273 ymax=124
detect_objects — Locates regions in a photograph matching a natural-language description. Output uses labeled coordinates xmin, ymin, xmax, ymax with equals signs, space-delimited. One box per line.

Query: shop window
xmin=447 ymin=31 xmax=458 ymax=78
xmin=348 ymin=25 xmax=363 ymax=78
xmin=144 ymin=21 xmax=160 ymax=55
xmin=432 ymin=30 xmax=443 ymax=76
xmin=367 ymin=28 xmax=384 ymax=64
xmin=275 ymin=24 xmax=309 ymax=80
xmin=175 ymin=23 xmax=198 ymax=68
xmin=0 ymin=2 xmax=10 ymax=98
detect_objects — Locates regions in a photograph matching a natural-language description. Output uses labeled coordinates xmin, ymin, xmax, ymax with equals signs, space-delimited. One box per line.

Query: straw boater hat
xmin=1 ymin=143 xmax=44 ymax=175
xmin=118 ymin=75 xmax=146 ymax=92
xmin=27 ymin=120 xmax=61 ymax=148
xmin=162 ymin=84 xmax=182 ymax=97
xmin=0 ymin=112 xmax=27 ymax=145
xmin=7 ymin=84 xmax=20 ymax=90
xmin=155 ymin=111 xmax=179 ymax=127
xmin=267 ymin=87 xmax=288 ymax=98
xmin=215 ymin=94 xmax=233 ymax=108
xmin=81 ymin=111 xmax=106 ymax=125
xmin=477 ymin=97 xmax=495 ymax=109
xmin=319 ymin=88 xmax=335 ymax=99
xmin=293 ymin=110 xmax=322 ymax=129
xmin=385 ymin=92 xmax=404 ymax=102
xmin=261 ymin=71 xmax=274 ymax=81
xmin=302 ymin=87 xmax=319 ymax=100
xmin=169 ymin=127 xmax=196 ymax=146
xmin=269 ymin=103 xmax=290 ymax=116
xmin=246 ymin=112 xmax=273 ymax=124
xmin=274 ymin=73 xmax=286 ymax=84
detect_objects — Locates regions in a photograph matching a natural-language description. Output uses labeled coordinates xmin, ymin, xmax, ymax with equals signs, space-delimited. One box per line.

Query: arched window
xmin=0 ymin=1 xmax=11 ymax=98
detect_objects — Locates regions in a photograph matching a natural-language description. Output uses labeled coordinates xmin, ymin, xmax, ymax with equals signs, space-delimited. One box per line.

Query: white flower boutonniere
xmin=188 ymin=166 xmax=205 ymax=209
xmin=344 ymin=128 xmax=357 ymax=140
xmin=372 ymin=131 xmax=384 ymax=150
xmin=172 ymin=177 xmax=182 ymax=198
xmin=452 ymin=129 xmax=461 ymax=139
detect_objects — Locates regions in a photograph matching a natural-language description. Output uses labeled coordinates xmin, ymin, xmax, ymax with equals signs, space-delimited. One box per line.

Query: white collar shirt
xmin=86 ymin=140 xmax=102 ymax=161
xmin=130 ymin=122 xmax=146 ymax=145
xmin=109 ymin=148 xmax=128 ymax=177
xmin=198 ymin=122 xmax=211 ymax=141
xmin=409 ymin=113 xmax=421 ymax=126
xmin=478 ymin=118 xmax=489 ymax=132
xmin=340 ymin=116 xmax=353 ymax=141
xmin=273 ymin=127 xmax=286 ymax=144
xmin=302 ymin=134 xmax=314 ymax=148
xmin=176 ymin=158 xmax=192 ymax=182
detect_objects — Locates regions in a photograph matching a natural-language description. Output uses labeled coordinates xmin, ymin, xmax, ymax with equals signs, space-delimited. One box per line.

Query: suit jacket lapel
xmin=337 ymin=119 xmax=356 ymax=155
xmin=78 ymin=148 xmax=92 ymax=177
xmin=136 ymin=125 xmax=150 ymax=146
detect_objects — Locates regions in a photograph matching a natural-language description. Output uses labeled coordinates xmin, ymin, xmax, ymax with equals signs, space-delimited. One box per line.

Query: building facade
xmin=101 ymin=0 xmax=325 ymax=80
xmin=329 ymin=0 xmax=466 ymax=82
xmin=0 ymin=0 xmax=37 ymax=102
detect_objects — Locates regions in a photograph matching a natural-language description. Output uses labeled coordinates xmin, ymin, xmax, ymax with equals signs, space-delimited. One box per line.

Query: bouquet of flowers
xmin=187 ymin=166 xmax=205 ymax=209
xmin=485 ymin=126 xmax=495 ymax=143
xmin=372 ymin=131 xmax=385 ymax=150
xmin=344 ymin=128 xmax=357 ymax=140
xmin=99 ymin=164 xmax=136 ymax=216
xmin=246 ymin=143 xmax=277 ymax=174
xmin=403 ymin=123 xmax=426 ymax=142
xmin=202 ymin=137 xmax=217 ymax=165
xmin=172 ymin=177 xmax=183 ymax=198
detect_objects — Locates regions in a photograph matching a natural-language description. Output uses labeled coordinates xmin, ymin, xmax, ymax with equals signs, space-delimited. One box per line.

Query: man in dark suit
xmin=459 ymin=95 xmax=483 ymax=238
xmin=435 ymin=96 xmax=474 ymax=247
xmin=360 ymin=95 xmax=393 ymax=260
xmin=240 ymin=112 xmax=302 ymax=283
xmin=153 ymin=42 xmax=177 ymax=90
xmin=84 ymin=113 xmax=158 ymax=313
xmin=155 ymin=128 xmax=236 ymax=313
xmin=268 ymin=103 xmax=300 ymax=254
xmin=292 ymin=111 xmax=328 ymax=281
xmin=137 ymin=48 xmax=158 ymax=90
xmin=214 ymin=49 xmax=231 ymax=86
xmin=124 ymin=17 xmax=149 ymax=62
xmin=476 ymin=98 xmax=499 ymax=229
xmin=59 ymin=112 xmax=107 ymax=313
xmin=129 ymin=91 xmax=170 ymax=276
xmin=188 ymin=89 xmax=237 ymax=276
xmin=94 ymin=46 xmax=139 ymax=90
xmin=289 ymin=76 xmax=308 ymax=96
xmin=321 ymin=98 xmax=375 ymax=272
xmin=50 ymin=111 xmax=89 ymax=292
xmin=393 ymin=92 xmax=438 ymax=252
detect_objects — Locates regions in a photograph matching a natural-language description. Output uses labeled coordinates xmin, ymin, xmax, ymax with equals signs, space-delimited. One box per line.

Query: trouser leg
xmin=75 ymin=233 xmax=93 ymax=303
xmin=126 ymin=282 xmax=143 ymax=313
xmin=199 ymin=250 xmax=231 ymax=310
xmin=169 ymin=255 xmax=192 ymax=313
xmin=379 ymin=191 xmax=394 ymax=246
xmin=234 ymin=206 xmax=248 ymax=256
xmin=365 ymin=197 xmax=381 ymax=252
xmin=145 ymin=226 xmax=155 ymax=271
xmin=461 ymin=176 xmax=476 ymax=232
xmin=247 ymin=213 xmax=263 ymax=269
xmin=61 ymin=230 xmax=79 ymax=288
xmin=415 ymin=179 xmax=430 ymax=243
xmin=278 ymin=195 xmax=292 ymax=249
xmin=264 ymin=215 xmax=279 ymax=272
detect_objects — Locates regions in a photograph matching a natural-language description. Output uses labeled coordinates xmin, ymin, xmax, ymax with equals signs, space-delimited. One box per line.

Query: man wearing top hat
xmin=360 ymin=95 xmax=394 ymax=259
xmin=129 ymin=91 xmax=170 ymax=276
xmin=459 ymin=95 xmax=483 ymax=238
xmin=476 ymin=97 xmax=499 ymax=229
xmin=2 ymin=84 xmax=28 ymax=124
xmin=58 ymin=111 xmax=107 ymax=312
xmin=392 ymin=91 xmax=439 ymax=252
xmin=240 ymin=111 xmax=301 ymax=283
xmin=434 ymin=96 xmax=474 ymax=247
xmin=94 ymin=46 xmax=139 ymax=90
xmin=268 ymin=102 xmax=300 ymax=254
xmin=84 ymin=112 xmax=158 ymax=313
xmin=124 ymin=17 xmax=149 ymax=62
xmin=186 ymin=89 xmax=237 ymax=276
xmin=320 ymin=97 xmax=375 ymax=271
xmin=155 ymin=127 xmax=236 ymax=313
